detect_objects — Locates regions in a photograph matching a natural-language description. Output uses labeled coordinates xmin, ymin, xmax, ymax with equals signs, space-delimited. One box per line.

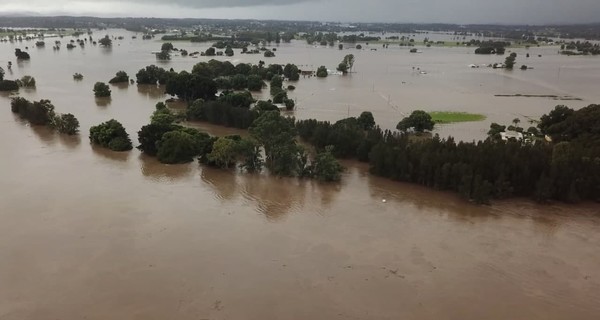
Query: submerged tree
xmin=316 ymin=66 xmax=328 ymax=78
xmin=89 ymin=119 xmax=132 ymax=151
xmin=98 ymin=35 xmax=112 ymax=47
xmin=396 ymin=110 xmax=435 ymax=133
xmin=93 ymin=82 xmax=111 ymax=97
xmin=109 ymin=71 xmax=129 ymax=84
xmin=53 ymin=113 xmax=80 ymax=135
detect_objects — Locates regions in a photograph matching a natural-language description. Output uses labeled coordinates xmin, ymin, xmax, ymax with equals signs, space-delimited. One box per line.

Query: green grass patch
xmin=429 ymin=111 xmax=486 ymax=124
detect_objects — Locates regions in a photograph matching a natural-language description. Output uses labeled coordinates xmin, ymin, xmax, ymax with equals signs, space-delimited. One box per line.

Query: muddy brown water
xmin=1 ymin=30 xmax=600 ymax=319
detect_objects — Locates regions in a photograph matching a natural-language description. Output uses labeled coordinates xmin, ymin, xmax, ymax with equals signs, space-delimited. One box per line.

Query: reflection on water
xmin=100 ymin=46 xmax=112 ymax=55
xmin=137 ymin=84 xmax=165 ymax=99
xmin=91 ymin=144 xmax=130 ymax=162
xmin=139 ymin=153 xmax=193 ymax=182
xmin=239 ymin=173 xmax=308 ymax=221
xmin=95 ymin=97 xmax=112 ymax=107
xmin=29 ymin=124 xmax=58 ymax=145
xmin=111 ymin=82 xmax=129 ymax=90
xmin=200 ymin=166 xmax=238 ymax=201
xmin=199 ymin=165 xmax=341 ymax=220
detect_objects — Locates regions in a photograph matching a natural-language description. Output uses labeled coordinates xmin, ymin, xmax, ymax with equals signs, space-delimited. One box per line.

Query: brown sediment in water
xmin=1 ymin=29 xmax=600 ymax=320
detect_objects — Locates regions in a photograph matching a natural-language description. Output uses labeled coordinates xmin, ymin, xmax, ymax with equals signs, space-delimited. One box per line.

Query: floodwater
xmin=1 ymin=30 xmax=600 ymax=319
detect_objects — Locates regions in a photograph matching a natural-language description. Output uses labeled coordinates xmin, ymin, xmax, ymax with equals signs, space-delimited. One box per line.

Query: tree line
xmin=296 ymin=105 xmax=600 ymax=204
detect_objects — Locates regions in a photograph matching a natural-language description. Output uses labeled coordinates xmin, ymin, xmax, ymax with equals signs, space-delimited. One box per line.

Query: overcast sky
xmin=1 ymin=0 xmax=599 ymax=24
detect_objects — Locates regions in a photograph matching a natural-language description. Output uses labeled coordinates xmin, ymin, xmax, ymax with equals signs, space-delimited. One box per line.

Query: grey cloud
xmin=1 ymin=0 xmax=600 ymax=24
xmin=107 ymin=0 xmax=319 ymax=8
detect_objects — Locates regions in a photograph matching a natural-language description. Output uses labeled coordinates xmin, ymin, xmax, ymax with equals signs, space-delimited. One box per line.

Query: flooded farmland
xmin=1 ymin=30 xmax=599 ymax=319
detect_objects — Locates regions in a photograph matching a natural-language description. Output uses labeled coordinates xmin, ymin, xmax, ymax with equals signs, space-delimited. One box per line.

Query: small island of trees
xmin=109 ymin=71 xmax=129 ymax=84
xmin=89 ymin=119 xmax=133 ymax=151
xmin=93 ymin=82 xmax=111 ymax=97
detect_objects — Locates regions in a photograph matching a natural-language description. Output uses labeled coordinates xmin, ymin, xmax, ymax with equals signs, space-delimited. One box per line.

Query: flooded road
xmin=1 ymin=30 xmax=600 ymax=319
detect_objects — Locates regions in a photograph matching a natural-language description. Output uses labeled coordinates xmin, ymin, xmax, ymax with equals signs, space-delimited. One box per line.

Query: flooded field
xmin=1 ymin=30 xmax=600 ymax=319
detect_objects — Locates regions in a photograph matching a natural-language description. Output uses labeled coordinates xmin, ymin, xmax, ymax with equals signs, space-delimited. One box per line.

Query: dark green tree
xmin=161 ymin=42 xmax=174 ymax=51
xmin=98 ymin=35 xmax=112 ymax=47
xmin=137 ymin=123 xmax=178 ymax=156
xmin=283 ymin=64 xmax=300 ymax=81
xmin=316 ymin=66 xmax=328 ymax=78
xmin=224 ymin=46 xmax=234 ymax=57
xmin=357 ymin=111 xmax=375 ymax=130
xmin=247 ymin=75 xmax=265 ymax=91
xmin=165 ymin=71 xmax=217 ymax=101
xmin=312 ymin=146 xmax=344 ymax=181
xmin=109 ymin=71 xmax=129 ymax=84
xmin=89 ymin=119 xmax=133 ymax=151
xmin=156 ymin=129 xmax=210 ymax=164
xmin=53 ymin=113 xmax=80 ymax=135
xmin=250 ymin=111 xmax=300 ymax=176
xmin=205 ymin=47 xmax=216 ymax=56
xmin=396 ymin=110 xmax=435 ymax=132
xmin=93 ymin=82 xmax=111 ymax=97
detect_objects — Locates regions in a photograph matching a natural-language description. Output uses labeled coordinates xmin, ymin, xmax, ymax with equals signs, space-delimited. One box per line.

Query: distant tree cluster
xmin=0 ymin=67 xmax=22 ymax=91
xmin=316 ymin=66 xmax=328 ymax=78
xmin=337 ymin=54 xmax=355 ymax=74
xmin=158 ymin=60 xmax=304 ymax=102
xmin=504 ymin=52 xmax=517 ymax=69
xmin=560 ymin=41 xmax=600 ymax=55
xmin=15 ymin=48 xmax=30 ymax=60
xmin=98 ymin=35 xmax=112 ymax=47
xmin=473 ymin=40 xmax=510 ymax=54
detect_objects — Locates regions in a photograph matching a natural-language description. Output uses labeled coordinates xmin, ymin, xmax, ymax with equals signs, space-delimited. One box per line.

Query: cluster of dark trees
xmin=94 ymin=82 xmax=111 ymax=97
xmin=89 ymin=119 xmax=133 ymax=151
xmin=136 ymin=60 xmax=301 ymax=98
xmin=0 ymin=67 xmax=20 ymax=91
xmin=15 ymin=48 xmax=30 ymax=60
xmin=302 ymin=32 xmax=381 ymax=45
xmin=316 ymin=66 xmax=328 ymax=78
xmin=505 ymin=52 xmax=517 ymax=69
xmin=135 ymin=103 xmax=342 ymax=180
xmin=472 ymin=40 xmax=510 ymax=54
xmin=268 ymin=75 xmax=295 ymax=110
xmin=135 ymin=65 xmax=173 ymax=85
xmin=109 ymin=71 xmax=129 ymax=84
xmin=336 ymin=54 xmax=355 ymax=74
xmin=155 ymin=42 xmax=173 ymax=60
xmin=187 ymin=98 xmax=259 ymax=129
xmin=98 ymin=35 xmax=112 ymax=47
xmin=295 ymin=106 xmax=600 ymax=204
xmin=560 ymin=41 xmax=600 ymax=55
xmin=11 ymin=97 xmax=80 ymax=135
